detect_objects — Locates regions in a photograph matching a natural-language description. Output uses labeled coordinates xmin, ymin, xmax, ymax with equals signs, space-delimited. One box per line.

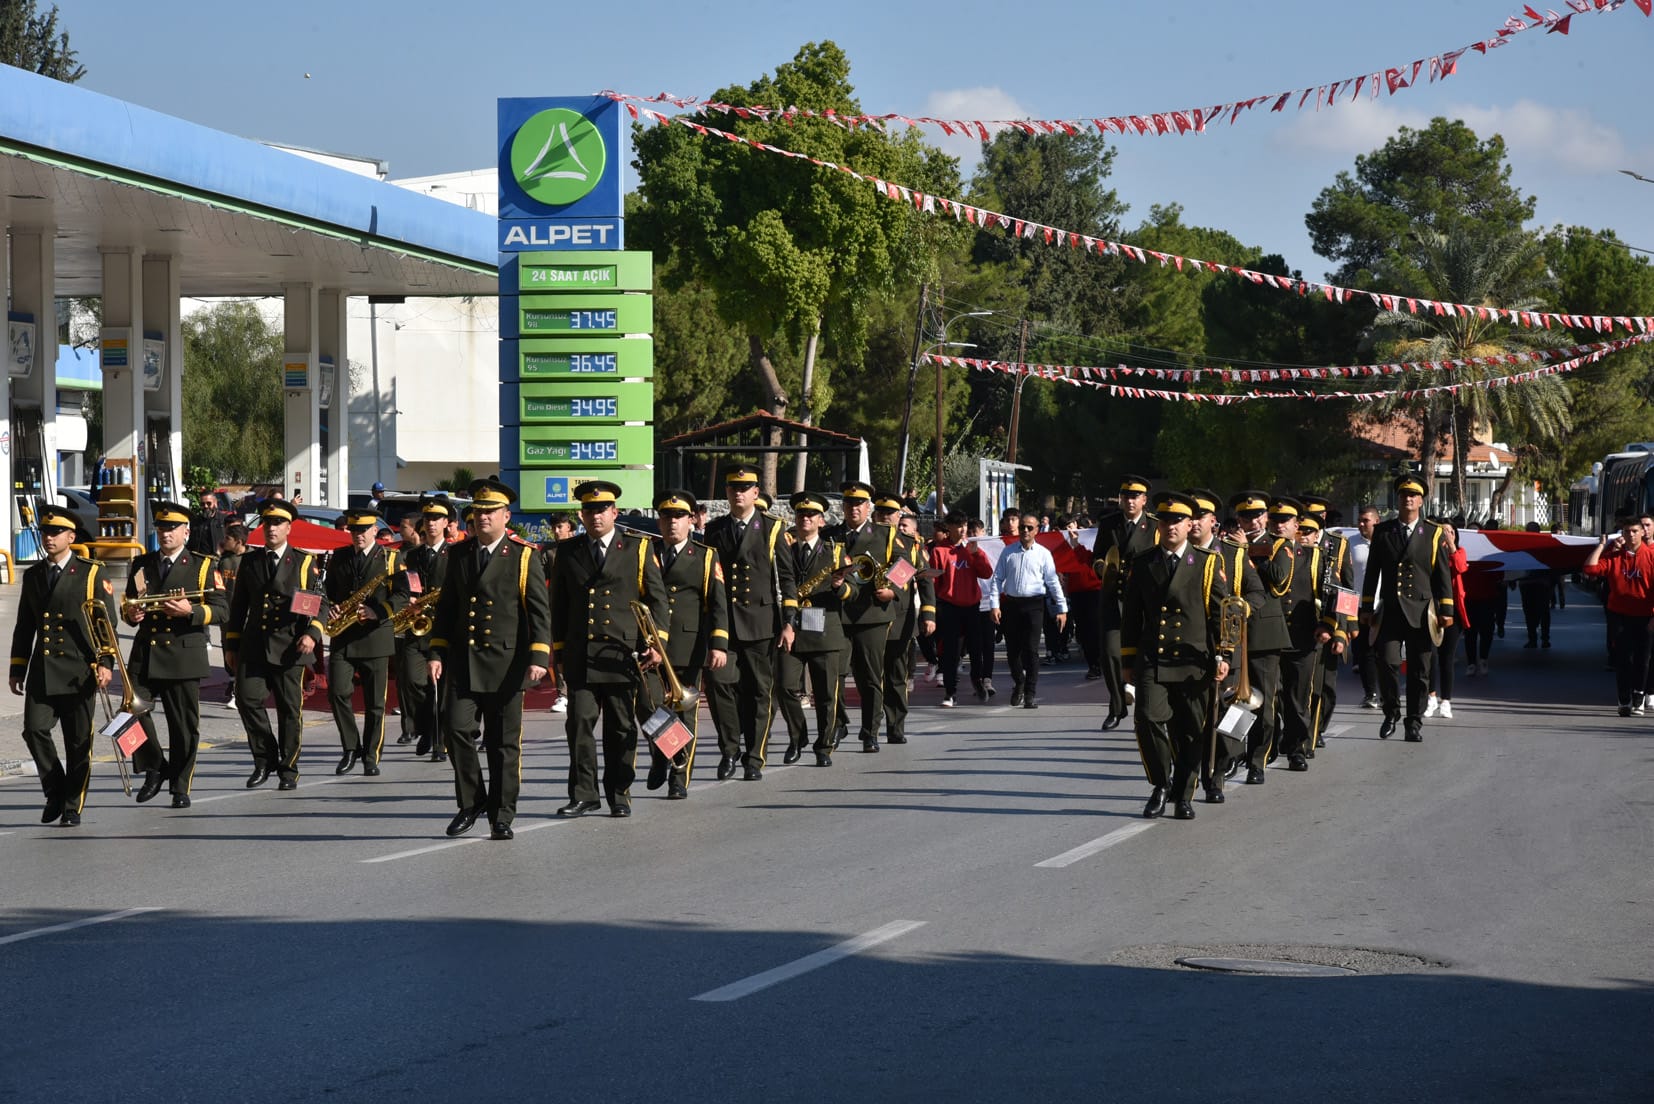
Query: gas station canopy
xmin=0 ymin=64 xmax=496 ymax=297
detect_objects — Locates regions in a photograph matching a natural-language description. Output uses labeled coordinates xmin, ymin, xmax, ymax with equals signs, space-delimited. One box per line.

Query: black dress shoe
xmin=245 ymin=765 xmax=272 ymax=789
xmin=782 ymin=742 xmax=804 ymax=765
xmin=59 ymin=810 xmax=81 ymax=827
xmin=1173 ymin=800 xmax=1196 ymax=821
xmin=1224 ymin=759 xmax=1242 ymax=780
xmin=363 ymin=763 xmax=382 ymax=777
xmin=490 ymin=823 xmax=514 ymax=840
xmin=1404 ymin=730 xmax=1423 ymax=743
xmin=1289 ymin=753 xmax=1309 ymax=772
xmin=432 ymin=749 xmax=448 ymax=763
xmin=1023 ymin=698 xmax=1038 ymax=710
xmin=610 ymin=804 xmax=632 ymax=818
xmin=1143 ymin=787 xmax=1166 ymax=818
xmin=647 ymin=755 xmax=669 ymax=789
xmin=815 ymin=751 xmax=832 ymax=767
xmin=557 ymin=800 xmax=601 ymax=817
xmin=415 ymin=735 xmax=432 ymax=756
xmin=861 ymin=738 xmax=880 ymax=754
xmin=715 ymin=755 xmax=737 ymax=781
xmin=744 ymin=765 xmax=762 ymax=781
xmin=445 ymin=805 xmax=484 ymax=837
xmin=887 ymin=732 xmax=908 ymax=744
xmin=667 ymin=778 xmax=688 ymax=799
xmin=335 ymin=750 xmax=360 ymax=775
xmin=1009 ymin=689 xmax=1025 ymax=708
xmin=1246 ymin=766 xmax=1266 ymax=785
xmin=1100 ymin=712 xmax=1124 ymax=731
xmin=41 ymin=794 xmax=64 ymax=825
xmin=1378 ymin=717 xmax=1398 ymax=740
xmin=171 ymin=794 xmax=191 ymax=809
xmin=397 ymin=732 xmax=415 ymax=745
xmin=1203 ymin=784 xmax=1226 ymax=804
xmin=277 ymin=777 xmax=298 ymax=791
xmin=1086 ymin=667 xmax=1103 ymax=680
xmin=833 ymin=724 xmax=848 ymax=749
xmin=136 ymin=771 xmax=165 ymax=804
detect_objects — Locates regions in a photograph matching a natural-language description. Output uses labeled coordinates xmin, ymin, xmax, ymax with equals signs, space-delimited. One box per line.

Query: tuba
xmin=83 ymin=597 xmax=154 ymax=797
xmin=630 ymin=600 xmax=697 ymax=710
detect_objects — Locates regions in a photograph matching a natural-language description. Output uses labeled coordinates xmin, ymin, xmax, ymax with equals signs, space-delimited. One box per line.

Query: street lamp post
xmin=896 ymin=305 xmax=992 ymax=500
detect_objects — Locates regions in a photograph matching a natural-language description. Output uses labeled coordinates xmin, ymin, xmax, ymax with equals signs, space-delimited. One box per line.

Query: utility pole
xmin=934 ymin=289 xmax=946 ymax=515
xmin=895 ymin=283 xmax=929 ymax=496
xmin=1005 ymin=317 xmax=1030 ymax=465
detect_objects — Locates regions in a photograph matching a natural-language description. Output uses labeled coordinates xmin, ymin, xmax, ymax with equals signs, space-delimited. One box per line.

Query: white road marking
xmin=691 ymin=920 xmax=928 ymax=1002
xmin=1035 ymin=821 xmax=1157 ymax=868
xmin=360 ymin=818 xmax=560 ymax=863
xmin=0 ymin=907 xmax=162 ymax=947
xmin=188 ymin=774 xmax=349 ymax=805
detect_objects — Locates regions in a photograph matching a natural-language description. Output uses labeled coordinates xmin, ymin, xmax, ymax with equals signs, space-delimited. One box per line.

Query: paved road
xmin=1 ymin=591 xmax=1650 ymax=1102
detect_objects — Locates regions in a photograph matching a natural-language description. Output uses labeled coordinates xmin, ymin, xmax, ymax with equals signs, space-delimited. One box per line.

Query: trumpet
xmin=83 ymin=597 xmax=153 ymax=797
xmin=122 ymin=588 xmax=208 ymax=617
xmin=630 ymin=600 xmax=697 ymax=711
xmin=391 ymin=588 xmax=440 ymax=637
xmin=323 ymin=574 xmax=389 ymax=636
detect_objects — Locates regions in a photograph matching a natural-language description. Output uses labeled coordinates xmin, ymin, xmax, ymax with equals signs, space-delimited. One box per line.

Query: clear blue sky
xmin=68 ymin=0 xmax=1654 ymax=281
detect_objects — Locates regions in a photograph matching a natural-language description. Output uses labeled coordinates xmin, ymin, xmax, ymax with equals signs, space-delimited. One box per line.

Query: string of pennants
xmin=603 ymin=2 xmax=1645 ymax=140
xmin=608 ymin=20 xmax=1654 ymax=337
xmin=924 ymin=337 xmax=1644 ymax=384
xmin=924 ymin=334 xmax=1654 ymax=403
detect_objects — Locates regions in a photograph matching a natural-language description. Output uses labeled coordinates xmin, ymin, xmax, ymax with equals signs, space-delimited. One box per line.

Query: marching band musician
xmin=1120 ymin=492 xmax=1232 ymax=821
xmin=1361 ymin=474 xmax=1454 ymax=743
xmin=1189 ymin=488 xmax=1264 ymax=804
xmin=10 ymin=504 xmax=118 ymax=827
xmin=547 ymin=480 xmax=665 ymax=819
xmin=392 ymin=514 xmax=426 ymax=750
xmin=322 ymin=509 xmax=411 ymax=778
xmin=406 ymin=496 xmax=457 ymax=761
xmin=644 ymin=490 xmax=728 ymax=799
xmin=1299 ymin=494 xmax=1355 ymax=748
xmin=1229 ymin=490 xmax=1295 ymax=785
xmin=1268 ymin=498 xmax=1321 ymax=774
xmin=226 ymin=498 xmax=324 ymax=792
xmin=871 ymin=492 xmax=935 ymax=745
xmin=829 ymin=481 xmax=902 ymax=752
xmin=703 ymin=466 xmax=797 ymax=781
xmin=777 ymin=492 xmax=856 ymax=768
xmin=429 ymin=478 xmax=551 ymax=839
xmin=122 ymin=501 xmax=230 ymax=808
xmin=1099 ymin=475 xmax=1159 ymax=730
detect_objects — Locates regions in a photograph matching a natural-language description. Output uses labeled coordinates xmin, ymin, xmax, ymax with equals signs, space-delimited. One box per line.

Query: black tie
xmin=795 ymin=541 xmax=808 ymax=575
xmin=47 ymin=563 xmax=62 ymax=591
xmin=268 ymin=550 xmax=280 ymax=573
xmin=477 ymin=546 xmax=491 ymax=574
xmin=1168 ymin=551 xmax=1180 ymax=575
xmin=156 ymin=557 xmax=172 ymax=589
xmin=663 ymin=546 xmax=677 ymax=575
xmin=592 ymin=538 xmax=606 ymax=570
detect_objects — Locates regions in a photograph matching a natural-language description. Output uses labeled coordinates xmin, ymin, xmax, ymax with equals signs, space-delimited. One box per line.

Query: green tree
xmin=0 ymin=0 xmax=83 ymax=81
xmin=1305 ymin=118 xmax=1535 ymax=290
xmin=181 ymin=302 xmax=284 ymax=482
xmin=631 ymin=41 xmax=962 ymax=494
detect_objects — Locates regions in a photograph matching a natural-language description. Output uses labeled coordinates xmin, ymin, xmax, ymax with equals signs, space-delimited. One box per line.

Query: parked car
xmin=56 ymin=487 xmax=100 ymax=541
xmin=375 ymin=492 xmax=471 ymax=531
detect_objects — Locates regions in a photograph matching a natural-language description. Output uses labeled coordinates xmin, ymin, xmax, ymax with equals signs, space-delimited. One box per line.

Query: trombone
xmin=82 ymin=597 xmax=154 ymax=797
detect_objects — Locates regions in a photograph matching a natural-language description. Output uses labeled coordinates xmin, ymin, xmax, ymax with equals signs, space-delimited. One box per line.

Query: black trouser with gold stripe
xmin=395 ymin=637 xmax=431 ymax=744
xmin=1101 ymin=600 xmax=1128 ymax=716
xmin=22 ymin=691 xmax=96 ymax=814
xmin=1276 ymin=648 xmax=1317 ymax=760
xmin=446 ymin=684 xmax=525 ymax=826
xmin=1133 ymin=673 xmax=1207 ymax=803
xmin=846 ymin=623 xmax=892 ymax=742
xmin=644 ymin=663 xmax=700 ymax=787
xmin=237 ymin=657 xmax=306 ymax=781
xmin=132 ymin=676 xmax=202 ymax=795
xmin=565 ymin=680 xmax=639 ymax=809
xmin=777 ymin=647 xmax=842 ymax=753
xmin=1312 ymin=640 xmax=1340 ymax=741
xmin=882 ymin=627 xmax=917 ymax=739
xmin=328 ymin=653 xmax=390 ymax=767
xmin=708 ymin=638 xmax=776 ymax=768
xmin=1243 ymin=651 xmax=1283 ymax=769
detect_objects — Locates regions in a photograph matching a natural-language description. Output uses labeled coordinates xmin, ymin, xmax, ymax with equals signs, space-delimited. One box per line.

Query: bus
xmin=1568 ymin=443 xmax=1654 ymax=536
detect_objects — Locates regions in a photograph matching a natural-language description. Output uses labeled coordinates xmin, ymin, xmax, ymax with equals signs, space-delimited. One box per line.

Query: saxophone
xmin=796 ymin=557 xmax=847 ymax=607
xmin=391 ymin=588 xmax=440 ymax=637
xmin=323 ymin=574 xmax=390 ymax=636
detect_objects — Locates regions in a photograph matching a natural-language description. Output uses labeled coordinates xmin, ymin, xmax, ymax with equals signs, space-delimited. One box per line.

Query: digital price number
xmin=524 ymin=396 xmax=619 ymax=419
xmin=523 ymin=440 xmax=619 ymax=463
xmin=522 ymin=308 xmax=618 ymax=332
xmin=522 ymin=351 xmax=619 ymax=375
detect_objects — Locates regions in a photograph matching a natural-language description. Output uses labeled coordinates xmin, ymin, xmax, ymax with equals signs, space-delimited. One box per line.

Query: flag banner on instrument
xmin=406 ymin=571 xmax=423 ymax=594
xmin=290 ymin=592 xmax=322 ymax=617
xmin=100 ymin=712 xmax=147 ymax=757
xmin=884 ymin=556 xmax=917 ymax=589
xmin=1334 ymin=587 xmax=1361 ymax=618
xmin=641 ymin=707 xmax=694 ymax=759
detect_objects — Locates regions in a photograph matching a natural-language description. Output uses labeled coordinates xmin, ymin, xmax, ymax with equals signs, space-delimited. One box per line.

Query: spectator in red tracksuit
xmin=927 ymin=510 xmax=994 ymax=707
xmin=1462 ymin=557 xmax=1503 ymax=676
xmin=1426 ymin=521 xmax=1468 ymax=719
xmin=1582 ymin=516 xmax=1654 ymax=715
xmin=1061 ymin=518 xmax=1104 ymax=680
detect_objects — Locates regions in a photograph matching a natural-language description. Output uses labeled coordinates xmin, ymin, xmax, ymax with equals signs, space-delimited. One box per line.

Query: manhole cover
xmin=1177 ymin=957 xmax=1355 ymax=977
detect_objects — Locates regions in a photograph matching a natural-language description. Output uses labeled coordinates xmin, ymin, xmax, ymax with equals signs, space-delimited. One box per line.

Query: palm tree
xmin=1360 ymin=226 xmax=1571 ymax=515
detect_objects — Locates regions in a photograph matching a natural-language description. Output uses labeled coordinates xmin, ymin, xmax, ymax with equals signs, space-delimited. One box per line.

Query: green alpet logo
xmin=511 ymin=108 xmax=606 ymax=207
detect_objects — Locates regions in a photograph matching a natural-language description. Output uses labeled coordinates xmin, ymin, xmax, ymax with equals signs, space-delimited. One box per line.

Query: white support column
xmin=10 ymin=228 xmax=59 ymax=544
xmin=318 ymin=289 xmax=348 ymax=508
xmin=101 ymin=248 xmax=147 ymax=535
xmin=283 ymin=283 xmax=321 ymax=506
xmin=141 ymin=255 xmax=183 ymax=503
xmin=2 ymin=227 xmax=14 ymax=550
